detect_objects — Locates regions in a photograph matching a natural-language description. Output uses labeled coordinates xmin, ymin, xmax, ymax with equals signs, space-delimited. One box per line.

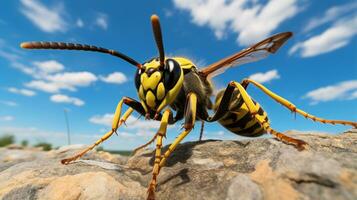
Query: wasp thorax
xmin=135 ymin=58 xmax=182 ymax=112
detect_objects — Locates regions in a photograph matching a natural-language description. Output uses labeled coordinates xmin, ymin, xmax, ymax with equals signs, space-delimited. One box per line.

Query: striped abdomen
xmin=214 ymin=89 xmax=269 ymax=137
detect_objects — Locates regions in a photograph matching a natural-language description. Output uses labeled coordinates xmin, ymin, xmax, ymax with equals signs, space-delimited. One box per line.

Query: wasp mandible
xmin=21 ymin=15 xmax=357 ymax=200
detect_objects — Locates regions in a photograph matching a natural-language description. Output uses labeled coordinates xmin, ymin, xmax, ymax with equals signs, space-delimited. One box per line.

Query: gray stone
xmin=226 ymin=174 xmax=262 ymax=200
xmin=0 ymin=129 xmax=356 ymax=200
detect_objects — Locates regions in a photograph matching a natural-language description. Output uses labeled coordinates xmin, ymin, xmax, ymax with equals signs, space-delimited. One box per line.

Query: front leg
xmin=61 ymin=97 xmax=144 ymax=164
xmin=159 ymin=92 xmax=197 ymax=167
xmin=147 ymin=92 xmax=198 ymax=200
xmin=147 ymin=109 xmax=172 ymax=200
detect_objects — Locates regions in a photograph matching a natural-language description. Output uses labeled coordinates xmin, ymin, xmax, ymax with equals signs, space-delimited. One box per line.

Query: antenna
xmin=151 ymin=15 xmax=165 ymax=66
xmin=21 ymin=42 xmax=142 ymax=69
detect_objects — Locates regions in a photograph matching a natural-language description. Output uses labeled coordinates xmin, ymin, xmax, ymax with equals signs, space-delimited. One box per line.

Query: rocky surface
xmin=0 ymin=129 xmax=356 ymax=200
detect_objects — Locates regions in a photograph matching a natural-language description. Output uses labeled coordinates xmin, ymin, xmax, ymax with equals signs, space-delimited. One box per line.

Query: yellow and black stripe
xmin=214 ymin=88 xmax=269 ymax=137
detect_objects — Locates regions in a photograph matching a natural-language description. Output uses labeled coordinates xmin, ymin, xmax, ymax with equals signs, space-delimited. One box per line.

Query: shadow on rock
xmin=146 ymin=139 xmax=221 ymax=168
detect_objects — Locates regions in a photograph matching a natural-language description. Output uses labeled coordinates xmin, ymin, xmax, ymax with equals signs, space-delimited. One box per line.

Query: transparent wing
xmin=199 ymin=32 xmax=292 ymax=78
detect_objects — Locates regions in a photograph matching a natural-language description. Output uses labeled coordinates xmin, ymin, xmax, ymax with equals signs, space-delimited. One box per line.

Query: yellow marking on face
xmin=156 ymin=82 xmax=165 ymax=100
xmin=141 ymin=71 xmax=162 ymax=91
xmin=138 ymin=85 xmax=145 ymax=100
xmin=156 ymin=67 xmax=184 ymax=112
xmin=137 ymin=57 xmax=188 ymax=113
xmin=140 ymin=73 xmax=147 ymax=85
xmin=146 ymin=90 xmax=156 ymax=108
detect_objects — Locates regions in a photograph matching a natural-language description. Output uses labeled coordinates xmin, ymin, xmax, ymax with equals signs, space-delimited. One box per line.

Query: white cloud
xmin=12 ymin=60 xmax=64 ymax=79
xmin=0 ymin=49 xmax=21 ymax=62
xmin=351 ymin=91 xmax=357 ymax=100
xmin=304 ymin=80 xmax=357 ymax=104
xmin=26 ymin=80 xmax=66 ymax=93
xmin=89 ymin=113 xmax=179 ymax=144
xmin=95 ymin=13 xmax=108 ymax=30
xmin=89 ymin=113 xmax=163 ymax=140
xmin=47 ymin=71 xmax=98 ymax=87
xmin=11 ymin=62 xmax=36 ymax=76
xmin=0 ymin=38 xmax=25 ymax=60
xmin=119 ymin=131 xmax=137 ymax=139
xmin=50 ymin=94 xmax=85 ymax=106
xmin=290 ymin=16 xmax=357 ymax=57
xmin=89 ymin=113 xmax=113 ymax=126
xmin=20 ymin=0 xmax=67 ymax=33
xmin=76 ymin=18 xmax=84 ymax=28
xmin=89 ymin=113 xmax=163 ymax=130
xmin=0 ymin=38 xmax=97 ymax=96
xmin=121 ymin=115 xmax=163 ymax=130
xmin=89 ymin=113 xmax=157 ymax=138
xmin=0 ymin=100 xmax=18 ymax=107
xmin=199 ymin=130 xmax=238 ymax=140
xmin=33 ymin=60 xmax=64 ymax=74
xmin=26 ymin=71 xmax=98 ymax=93
xmin=8 ymin=87 xmax=36 ymax=96
xmin=303 ymin=2 xmax=357 ymax=33
xmin=248 ymin=69 xmax=280 ymax=83
xmin=100 ymin=72 xmax=128 ymax=84
xmin=0 ymin=39 xmax=34 ymax=77
xmin=173 ymin=0 xmax=300 ymax=45
xmin=9 ymin=59 xmax=97 ymax=93
xmin=135 ymin=130 xmax=156 ymax=138
xmin=0 ymin=115 xmax=14 ymax=121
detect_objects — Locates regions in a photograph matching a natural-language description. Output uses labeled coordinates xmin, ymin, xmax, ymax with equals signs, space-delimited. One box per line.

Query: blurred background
xmin=0 ymin=0 xmax=356 ymax=151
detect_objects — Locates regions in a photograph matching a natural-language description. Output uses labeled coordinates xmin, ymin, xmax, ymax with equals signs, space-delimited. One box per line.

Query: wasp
xmin=21 ymin=15 xmax=357 ymax=200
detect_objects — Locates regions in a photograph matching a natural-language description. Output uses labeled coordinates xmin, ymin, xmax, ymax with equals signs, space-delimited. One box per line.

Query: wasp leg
xmin=229 ymin=81 xmax=307 ymax=150
xmin=133 ymin=112 xmax=175 ymax=155
xmin=132 ymin=133 xmax=159 ymax=155
xmin=147 ymin=109 xmax=172 ymax=200
xmin=61 ymin=97 xmax=143 ymax=165
xmin=159 ymin=92 xmax=197 ymax=168
xmin=242 ymin=79 xmax=357 ymax=128
xmin=147 ymin=93 xmax=197 ymax=200
xmin=199 ymin=120 xmax=205 ymax=141
xmin=258 ymin=116 xmax=308 ymax=151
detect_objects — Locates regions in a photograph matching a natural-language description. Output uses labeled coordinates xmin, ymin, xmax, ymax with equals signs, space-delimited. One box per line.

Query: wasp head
xmin=134 ymin=57 xmax=183 ymax=116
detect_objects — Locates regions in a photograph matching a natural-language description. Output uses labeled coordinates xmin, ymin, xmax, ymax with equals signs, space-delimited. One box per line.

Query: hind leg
xmin=229 ymin=81 xmax=308 ymax=150
xmin=255 ymin=115 xmax=307 ymax=150
xmin=241 ymin=79 xmax=357 ymax=128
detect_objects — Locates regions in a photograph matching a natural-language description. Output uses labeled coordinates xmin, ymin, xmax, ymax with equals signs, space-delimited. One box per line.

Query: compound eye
xmin=164 ymin=59 xmax=175 ymax=72
xmin=163 ymin=59 xmax=181 ymax=90
xmin=134 ymin=68 xmax=144 ymax=90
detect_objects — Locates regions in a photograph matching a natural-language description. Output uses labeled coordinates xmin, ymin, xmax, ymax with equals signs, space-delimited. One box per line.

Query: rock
xmin=38 ymin=172 xmax=122 ymax=200
xmin=0 ymin=129 xmax=356 ymax=200
xmin=227 ymin=174 xmax=263 ymax=200
xmin=0 ymin=147 xmax=145 ymax=200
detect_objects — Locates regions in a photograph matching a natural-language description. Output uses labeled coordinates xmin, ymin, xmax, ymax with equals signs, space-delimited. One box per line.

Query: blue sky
xmin=0 ymin=0 xmax=356 ymax=150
